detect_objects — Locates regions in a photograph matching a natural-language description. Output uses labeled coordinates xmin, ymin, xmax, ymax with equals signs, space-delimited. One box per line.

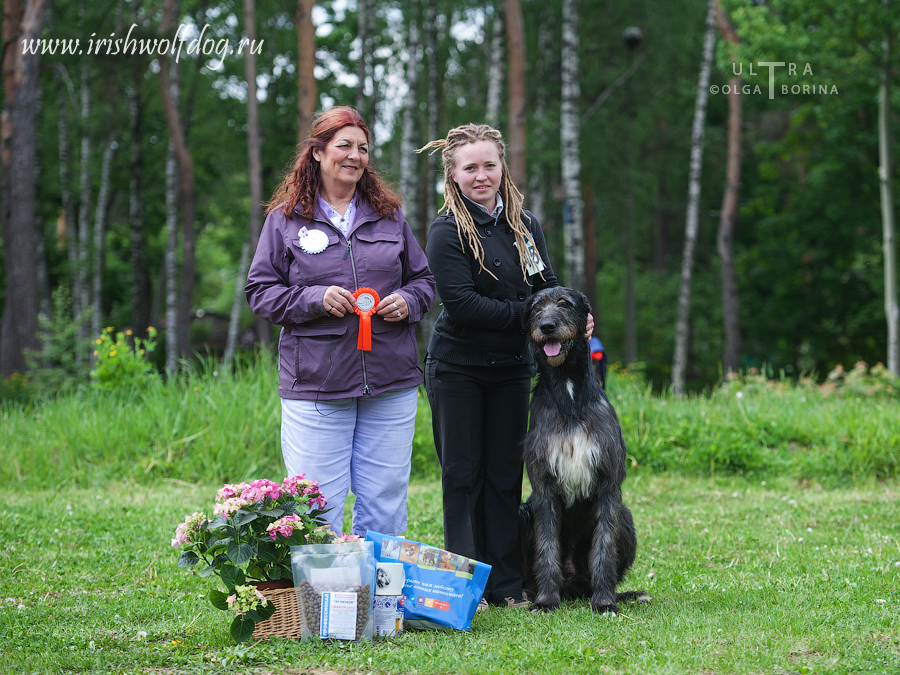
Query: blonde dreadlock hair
xmin=418 ymin=124 xmax=544 ymax=283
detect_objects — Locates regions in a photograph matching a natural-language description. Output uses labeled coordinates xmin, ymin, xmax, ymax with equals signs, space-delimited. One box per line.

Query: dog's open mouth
xmin=542 ymin=338 xmax=574 ymax=364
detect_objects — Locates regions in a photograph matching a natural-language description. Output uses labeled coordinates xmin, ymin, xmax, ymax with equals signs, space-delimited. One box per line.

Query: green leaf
xmin=207 ymin=588 xmax=230 ymax=611
xmin=232 ymin=510 xmax=259 ymax=527
xmin=246 ymin=600 xmax=276 ymax=623
xmin=266 ymin=507 xmax=285 ymax=520
xmin=256 ymin=541 xmax=279 ymax=563
xmin=220 ymin=564 xmax=246 ymax=590
xmin=230 ymin=615 xmax=256 ymax=643
xmin=227 ymin=541 xmax=254 ymax=565
xmin=177 ymin=551 xmax=200 ymax=567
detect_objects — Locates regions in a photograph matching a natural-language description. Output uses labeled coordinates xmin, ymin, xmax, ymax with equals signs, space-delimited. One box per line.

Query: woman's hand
xmin=322 ymin=286 xmax=355 ymax=317
xmin=377 ymin=292 xmax=408 ymax=322
xmin=586 ymin=312 xmax=594 ymax=338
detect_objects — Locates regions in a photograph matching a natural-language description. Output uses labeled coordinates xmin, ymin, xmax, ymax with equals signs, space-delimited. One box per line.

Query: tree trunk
xmin=715 ymin=0 xmax=742 ymax=377
xmin=164 ymin=139 xmax=179 ymax=373
xmin=504 ymin=0 xmax=526 ymax=189
xmin=128 ymin=75 xmax=150 ymax=339
xmin=399 ymin=19 xmax=420 ymax=239
xmin=356 ymin=0 xmax=369 ymax=114
xmin=0 ymin=0 xmax=47 ymax=375
xmin=296 ymin=0 xmax=316 ymax=143
xmin=226 ymin=0 xmax=268 ymax=362
xmin=560 ymin=0 xmax=584 ymax=292
xmin=90 ymin=138 xmax=114 ymax=346
xmin=625 ymin=169 xmax=637 ymax=364
xmin=671 ymin=0 xmax=716 ymax=396
xmin=425 ymin=0 xmax=439 ymax=226
xmin=159 ymin=0 xmax=195 ymax=362
xmin=55 ymin=65 xmax=79 ymax=313
xmin=878 ymin=16 xmax=899 ymax=375
xmin=76 ymin=64 xmax=91 ymax=349
xmin=485 ymin=11 xmax=503 ymax=128
xmin=583 ymin=186 xmax=597 ymax=320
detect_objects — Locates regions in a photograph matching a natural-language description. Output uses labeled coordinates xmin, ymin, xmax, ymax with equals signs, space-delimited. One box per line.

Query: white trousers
xmin=280 ymin=386 xmax=418 ymax=537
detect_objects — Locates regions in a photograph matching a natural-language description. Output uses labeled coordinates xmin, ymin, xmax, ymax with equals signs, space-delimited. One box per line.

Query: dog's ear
xmin=522 ymin=289 xmax=543 ymax=326
xmin=577 ymin=290 xmax=592 ymax=316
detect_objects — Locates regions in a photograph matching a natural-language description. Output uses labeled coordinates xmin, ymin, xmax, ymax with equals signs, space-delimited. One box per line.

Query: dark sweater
xmin=425 ymin=199 xmax=558 ymax=367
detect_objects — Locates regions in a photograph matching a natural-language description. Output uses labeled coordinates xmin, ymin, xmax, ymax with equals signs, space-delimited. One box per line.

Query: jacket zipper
xmin=346 ymin=239 xmax=369 ymax=395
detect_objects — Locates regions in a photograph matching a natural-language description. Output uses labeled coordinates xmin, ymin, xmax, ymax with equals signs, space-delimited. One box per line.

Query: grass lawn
xmin=1 ymin=474 xmax=898 ymax=674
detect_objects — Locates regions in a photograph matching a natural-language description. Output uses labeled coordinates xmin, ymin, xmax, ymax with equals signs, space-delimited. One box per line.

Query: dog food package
xmin=290 ymin=541 xmax=376 ymax=641
xmin=365 ymin=531 xmax=491 ymax=632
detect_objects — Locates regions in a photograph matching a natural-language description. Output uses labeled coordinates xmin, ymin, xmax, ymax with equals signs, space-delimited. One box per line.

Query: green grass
xmin=3 ymin=358 xmax=899 ymax=490
xmin=0 ymin=476 xmax=898 ymax=674
xmin=2 ymin=359 xmax=899 ymax=672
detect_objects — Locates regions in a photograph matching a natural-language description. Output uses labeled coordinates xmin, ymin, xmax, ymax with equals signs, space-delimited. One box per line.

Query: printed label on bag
xmin=320 ymin=592 xmax=358 ymax=640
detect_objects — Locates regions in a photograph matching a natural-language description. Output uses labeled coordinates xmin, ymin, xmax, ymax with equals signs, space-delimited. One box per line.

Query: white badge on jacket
xmin=297 ymin=226 xmax=329 ymax=254
xmin=514 ymin=238 xmax=546 ymax=276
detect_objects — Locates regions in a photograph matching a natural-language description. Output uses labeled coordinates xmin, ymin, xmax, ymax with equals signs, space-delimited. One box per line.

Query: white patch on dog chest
xmin=546 ymin=427 xmax=599 ymax=506
xmin=566 ymin=379 xmax=575 ymax=399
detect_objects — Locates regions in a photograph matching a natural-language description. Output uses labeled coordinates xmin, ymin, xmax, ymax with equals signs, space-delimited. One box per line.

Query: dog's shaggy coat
xmin=521 ymin=287 xmax=645 ymax=614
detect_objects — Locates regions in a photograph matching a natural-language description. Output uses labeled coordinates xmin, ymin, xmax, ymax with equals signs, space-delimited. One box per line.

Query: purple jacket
xmin=245 ymin=200 xmax=436 ymax=400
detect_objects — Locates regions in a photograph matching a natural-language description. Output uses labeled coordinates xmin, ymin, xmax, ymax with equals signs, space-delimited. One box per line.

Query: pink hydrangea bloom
xmin=266 ymin=514 xmax=303 ymax=540
xmin=334 ymin=533 xmax=363 ymax=543
xmin=171 ymin=512 xmax=207 ymax=547
xmin=280 ymin=474 xmax=308 ymax=496
xmin=241 ymin=479 xmax=284 ymax=503
xmin=215 ymin=482 xmax=249 ymax=502
xmin=213 ymin=497 xmax=250 ymax=518
xmin=225 ymin=585 xmax=268 ymax=614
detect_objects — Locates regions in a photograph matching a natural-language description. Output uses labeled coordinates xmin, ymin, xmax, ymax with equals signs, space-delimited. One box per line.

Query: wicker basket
xmin=252 ymin=586 xmax=303 ymax=639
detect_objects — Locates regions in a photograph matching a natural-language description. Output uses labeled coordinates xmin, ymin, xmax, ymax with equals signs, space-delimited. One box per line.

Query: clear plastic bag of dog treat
xmin=290 ymin=541 xmax=376 ymax=641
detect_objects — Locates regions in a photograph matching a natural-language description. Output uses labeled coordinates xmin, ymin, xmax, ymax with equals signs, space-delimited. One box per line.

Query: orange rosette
xmin=352 ymin=287 xmax=380 ymax=351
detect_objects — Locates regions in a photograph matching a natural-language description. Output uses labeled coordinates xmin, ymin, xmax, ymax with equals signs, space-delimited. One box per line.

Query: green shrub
xmin=89 ymin=326 xmax=159 ymax=391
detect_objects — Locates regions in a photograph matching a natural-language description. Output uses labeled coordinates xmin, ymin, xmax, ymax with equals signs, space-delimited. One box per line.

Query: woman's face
xmin=313 ymin=125 xmax=369 ymax=192
xmin=451 ymin=140 xmax=503 ymax=212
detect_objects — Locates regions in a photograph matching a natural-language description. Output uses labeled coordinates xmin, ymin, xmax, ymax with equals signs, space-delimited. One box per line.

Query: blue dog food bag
xmin=365 ymin=531 xmax=491 ymax=631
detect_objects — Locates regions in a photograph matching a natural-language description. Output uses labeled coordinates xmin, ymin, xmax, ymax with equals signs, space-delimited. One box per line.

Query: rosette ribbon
xmin=352 ymin=287 xmax=380 ymax=351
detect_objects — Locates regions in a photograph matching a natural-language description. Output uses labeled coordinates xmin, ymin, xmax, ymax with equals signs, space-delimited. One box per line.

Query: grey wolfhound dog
xmin=520 ymin=287 xmax=648 ymax=614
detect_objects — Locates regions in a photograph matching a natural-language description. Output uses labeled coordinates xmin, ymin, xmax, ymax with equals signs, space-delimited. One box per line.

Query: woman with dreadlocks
xmin=420 ymin=124 xmax=580 ymax=609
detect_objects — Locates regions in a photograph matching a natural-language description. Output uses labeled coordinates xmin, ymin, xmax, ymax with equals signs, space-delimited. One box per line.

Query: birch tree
xmin=399 ymin=19 xmax=420 ymax=238
xmin=75 ymin=65 xmax=91 ymax=349
xmin=560 ymin=0 xmax=585 ymax=292
xmin=90 ymin=138 xmax=114 ymax=346
xmin=878 ymin=3 xmax=898 ymax=375
xmin=671 ymin=0 xmax=716 ymax=396
xmin=485 ymin=11 xmax=503 ymax=128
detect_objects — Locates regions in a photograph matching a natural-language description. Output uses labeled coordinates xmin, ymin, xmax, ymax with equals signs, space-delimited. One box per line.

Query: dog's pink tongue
xmin=543 ymin=342 xmax=562 ymax=357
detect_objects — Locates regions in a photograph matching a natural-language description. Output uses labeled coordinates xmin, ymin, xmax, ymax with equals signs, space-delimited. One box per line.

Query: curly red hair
xmin=266 ymin=106 xmax=401 ymax=220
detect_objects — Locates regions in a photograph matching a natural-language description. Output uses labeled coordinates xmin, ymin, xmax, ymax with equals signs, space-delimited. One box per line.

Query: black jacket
xmin=425 ymin=199 xmax=558 ymax=367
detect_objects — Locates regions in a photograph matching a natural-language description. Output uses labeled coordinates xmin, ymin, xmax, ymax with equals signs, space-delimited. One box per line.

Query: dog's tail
xmin=616 ymin=590 xmax=651 ymax=604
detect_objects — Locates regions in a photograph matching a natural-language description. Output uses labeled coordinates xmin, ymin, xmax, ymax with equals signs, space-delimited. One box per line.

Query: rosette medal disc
xmin=353 ymin=287 xmax=380 ymax=351
xmin=298 ymin=227 xmax=328 ymax=254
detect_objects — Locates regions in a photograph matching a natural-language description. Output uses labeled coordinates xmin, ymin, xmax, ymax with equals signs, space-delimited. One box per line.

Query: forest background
xmin=1 ymin=0 xmax=899 ymax=395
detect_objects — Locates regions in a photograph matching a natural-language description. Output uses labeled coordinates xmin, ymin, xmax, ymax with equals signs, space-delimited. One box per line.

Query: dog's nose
xmin=540 ymin=321 xmax=556 ymax=334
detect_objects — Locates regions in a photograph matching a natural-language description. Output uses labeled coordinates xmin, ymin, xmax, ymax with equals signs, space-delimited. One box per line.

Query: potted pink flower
xmin=172 ymin=474 xmax=333 ymax=641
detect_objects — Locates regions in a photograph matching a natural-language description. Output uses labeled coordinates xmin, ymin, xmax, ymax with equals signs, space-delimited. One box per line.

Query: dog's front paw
xmin=591 ymin=601 xmax=620 ymax=615
xmin=530 ymin=594 xmax=560 ymax=613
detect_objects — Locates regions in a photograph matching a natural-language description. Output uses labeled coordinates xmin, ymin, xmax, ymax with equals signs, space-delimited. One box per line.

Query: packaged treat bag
xmin=365 ymin=532 xmax=491 ymax=631
xmin=290 ymin=541 xmax=376 ymax=641
xmin=373 ymin=562 xmax=405 ymax=638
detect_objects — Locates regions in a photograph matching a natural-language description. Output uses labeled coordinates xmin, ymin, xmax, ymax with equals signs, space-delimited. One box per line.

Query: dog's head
xmin=524 ymin=287 xmax=591 ymax=367
xmin=376 ymin=567 xmax=391 ymax=589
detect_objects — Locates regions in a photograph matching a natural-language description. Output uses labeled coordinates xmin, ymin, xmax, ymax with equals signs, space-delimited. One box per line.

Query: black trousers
xmin=424 ymin=355 xmax=532 ymax=604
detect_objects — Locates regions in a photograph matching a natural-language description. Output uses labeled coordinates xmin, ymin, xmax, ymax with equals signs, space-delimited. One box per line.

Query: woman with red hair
xmin=246 ymin=107 xmax=435 ymax=538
